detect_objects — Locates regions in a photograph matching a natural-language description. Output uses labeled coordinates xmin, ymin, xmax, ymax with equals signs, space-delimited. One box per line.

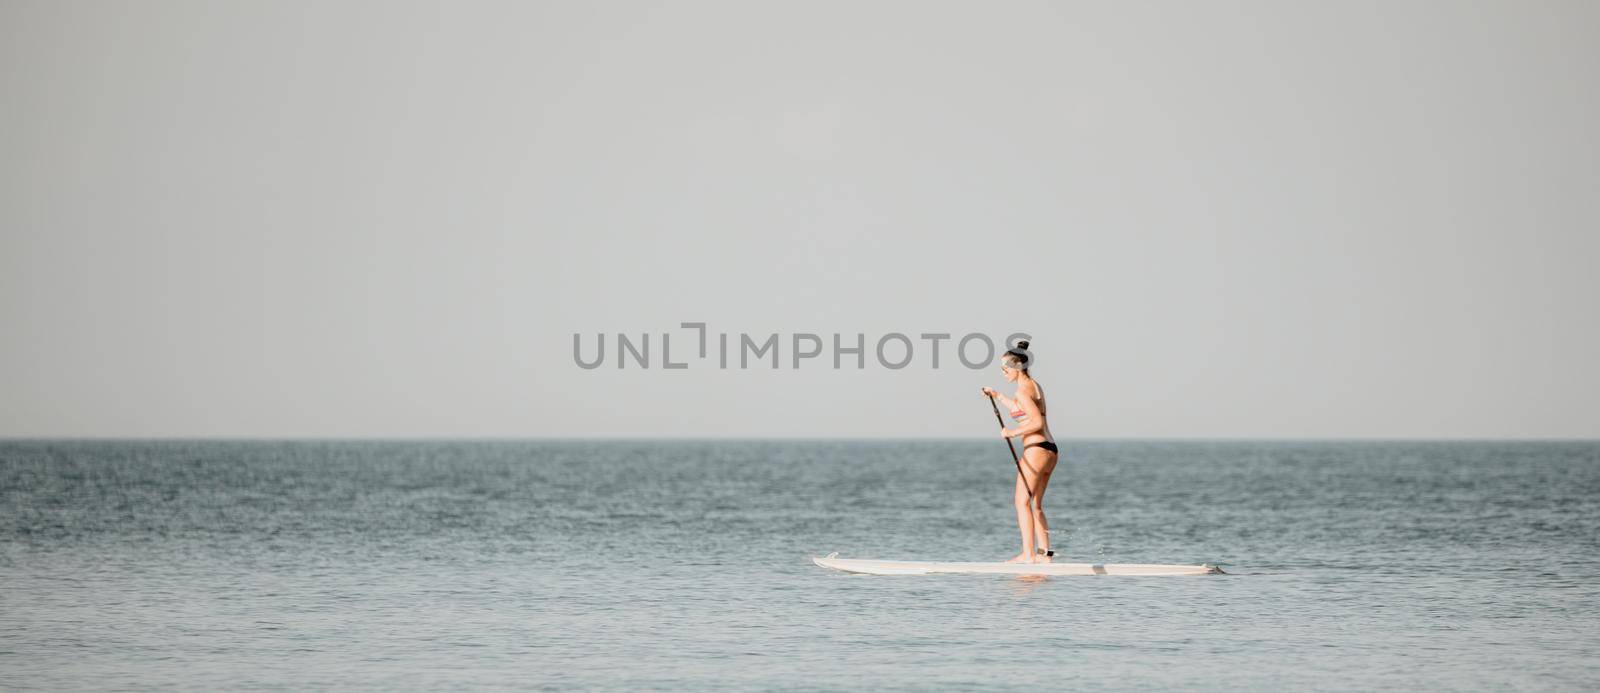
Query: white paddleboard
xmin=812 ymin=553 xmax=1222 ymax=576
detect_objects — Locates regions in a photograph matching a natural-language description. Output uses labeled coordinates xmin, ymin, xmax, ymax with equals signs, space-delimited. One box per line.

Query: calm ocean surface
xmin=2 ymin=440 xmax=1597 ymax=690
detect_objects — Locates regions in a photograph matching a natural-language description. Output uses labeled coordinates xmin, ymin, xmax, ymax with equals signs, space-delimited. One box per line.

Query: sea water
xmin=2 ymin=440 xmax=1597 ymax=690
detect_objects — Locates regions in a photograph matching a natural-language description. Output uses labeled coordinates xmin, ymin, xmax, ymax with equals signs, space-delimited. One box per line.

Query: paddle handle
xmin=987 ymin=393 xmax=1020 ymax=463
xmin=987 ymin=392 xmax=1033 ymax=503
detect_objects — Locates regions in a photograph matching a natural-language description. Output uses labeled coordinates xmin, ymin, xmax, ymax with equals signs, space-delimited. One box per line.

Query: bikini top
xmin=1009 ymin=383 xmax=1046 ymax=423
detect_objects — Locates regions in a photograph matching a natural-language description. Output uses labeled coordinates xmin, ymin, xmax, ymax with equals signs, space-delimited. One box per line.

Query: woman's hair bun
xmin=1015 ymin=339 xmax=1030 ymax=351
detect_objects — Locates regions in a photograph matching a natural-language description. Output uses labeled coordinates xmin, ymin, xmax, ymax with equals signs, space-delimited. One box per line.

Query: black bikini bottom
xmin=1026 ymin=441 xmax=1059 ymax=454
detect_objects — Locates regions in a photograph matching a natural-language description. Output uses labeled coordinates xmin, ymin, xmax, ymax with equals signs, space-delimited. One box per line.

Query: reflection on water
xmin=1007 ymin=574 xmax=1050 ymax=596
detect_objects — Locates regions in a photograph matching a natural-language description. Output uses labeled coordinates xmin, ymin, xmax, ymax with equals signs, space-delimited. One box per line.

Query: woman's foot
xmin=1004 ymin=552 xmax=1036 ymax=564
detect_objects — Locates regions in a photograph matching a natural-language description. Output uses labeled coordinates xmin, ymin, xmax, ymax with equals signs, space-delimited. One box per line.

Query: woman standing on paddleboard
xmin=981 ymin=340 xmax=1060 ymax=564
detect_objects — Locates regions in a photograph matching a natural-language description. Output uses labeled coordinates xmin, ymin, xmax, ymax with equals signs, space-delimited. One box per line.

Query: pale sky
xmin=3 ymin=0 xmax=1597 ymax=438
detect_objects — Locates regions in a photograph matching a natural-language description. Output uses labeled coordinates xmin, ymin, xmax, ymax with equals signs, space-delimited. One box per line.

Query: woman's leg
xmin=1025 ymin=448 xmax=1059 ymax=559
xmin=1007 ymin=455 xmax=1044 ymax=562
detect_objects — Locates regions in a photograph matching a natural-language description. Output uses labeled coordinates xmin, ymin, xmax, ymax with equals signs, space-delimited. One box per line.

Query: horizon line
xmin=2 ymin=435 xmax=1597 ymax=444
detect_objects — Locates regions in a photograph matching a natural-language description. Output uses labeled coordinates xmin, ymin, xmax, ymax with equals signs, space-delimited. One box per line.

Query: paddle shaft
xmin=987 ymin=393 xmax=1034 ymax=503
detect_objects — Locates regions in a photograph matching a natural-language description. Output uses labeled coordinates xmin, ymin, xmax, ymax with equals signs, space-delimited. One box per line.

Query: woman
xmin=981 ymin=340 xmax=1060 ymax=564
